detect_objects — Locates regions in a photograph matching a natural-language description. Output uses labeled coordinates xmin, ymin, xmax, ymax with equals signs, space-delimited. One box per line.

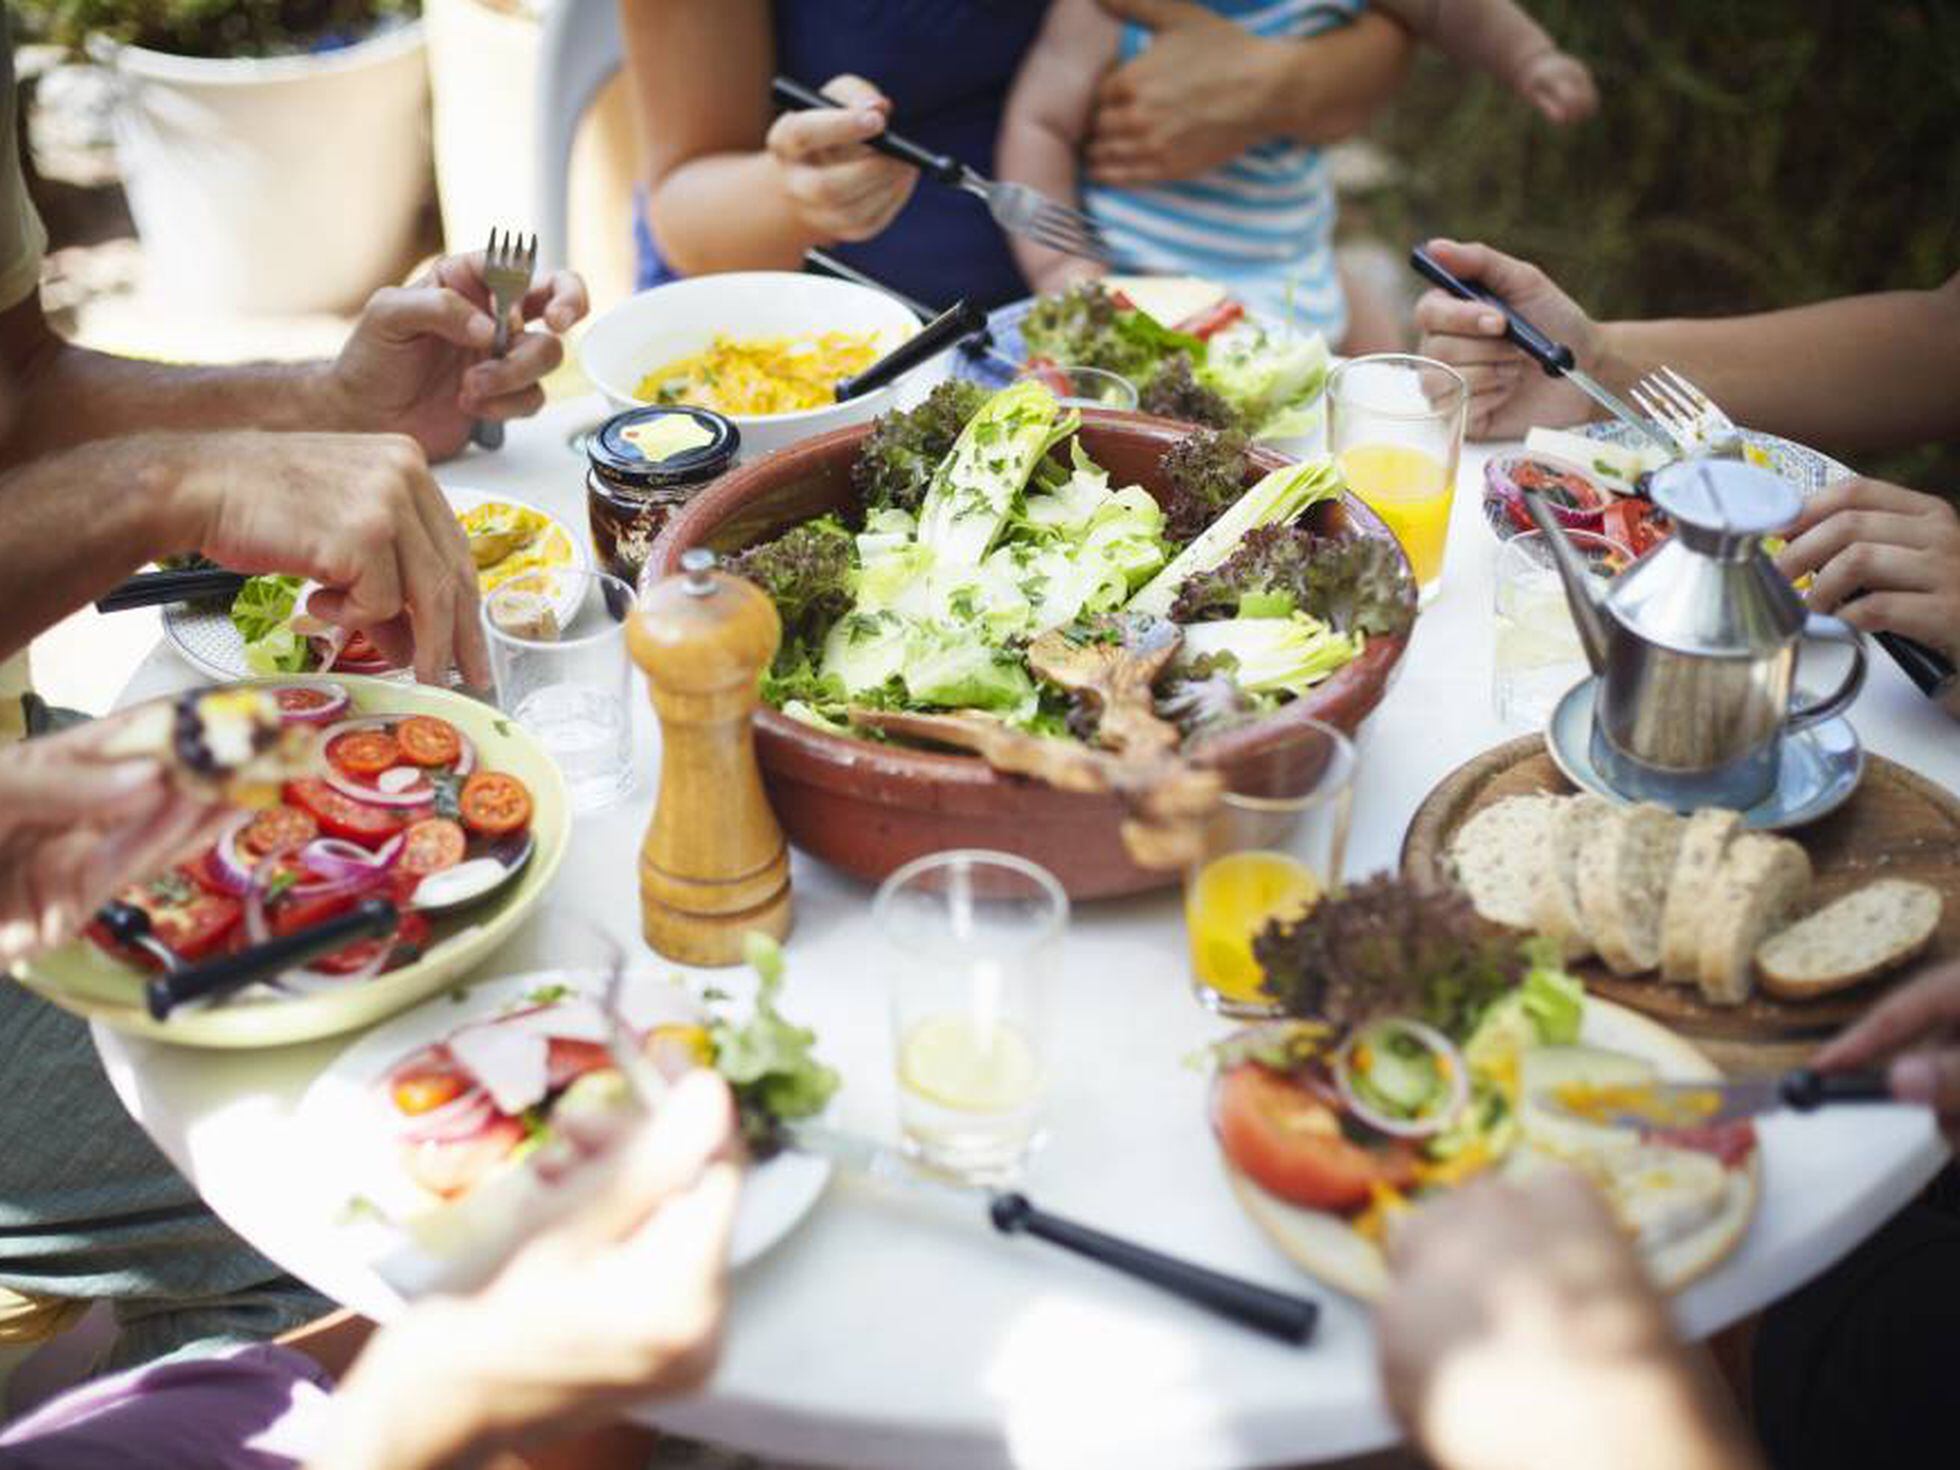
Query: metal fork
xmin=1629 ymin=366 xmax=1745 ymax=459
xmin=471 ymin=228 xmax=538 ymax=452
xmin=772 ymin=77 xmax=1116 ymax=266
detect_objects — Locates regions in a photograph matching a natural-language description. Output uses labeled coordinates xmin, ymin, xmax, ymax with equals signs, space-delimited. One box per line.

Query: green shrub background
xmin=1362 ymin=0 xmax=1959 ymax=487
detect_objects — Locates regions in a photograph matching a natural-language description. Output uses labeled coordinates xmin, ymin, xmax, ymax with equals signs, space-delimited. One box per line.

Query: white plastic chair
xmin=534 ymin=0 xmax=624 ymax=273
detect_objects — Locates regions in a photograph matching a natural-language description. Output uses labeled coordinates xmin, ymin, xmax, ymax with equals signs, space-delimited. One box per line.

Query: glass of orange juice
xmin=1327 ymin=354 xmax=1468 ymax=604
xmin=1183 ymin=720 xmax=1356 ymax=1016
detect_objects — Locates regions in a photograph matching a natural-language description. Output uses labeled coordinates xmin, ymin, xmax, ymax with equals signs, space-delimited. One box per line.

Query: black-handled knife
xmin=143 ymin=897 xmax=400 ymax=1020
xmin=835 ymin=299 xmax=989 ymax=402
xmin=771 ymin=76 xmax=964 ymax=186
xmin=1536 ymin=1066 xmax=1897 ymax=1130
xmin=96 ymin=568 xmax=248 ymax=613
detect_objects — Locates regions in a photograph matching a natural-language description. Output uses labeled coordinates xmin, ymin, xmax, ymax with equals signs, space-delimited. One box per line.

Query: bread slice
xmin=1532 ymin=795 xmax=1616 ymax=961
xmin=1658 ymin=809 xmax=1743 ymax=983
xmin=1757 ymin=879 xmax=1943 ymax=999
xmin=1576 ymin=803 xmax=1684 ymax=976
xmin=1696 ymin=834 xmax=1812 ymax=1006
xmin=1448 ymin=794 xmax=1565 ymax=931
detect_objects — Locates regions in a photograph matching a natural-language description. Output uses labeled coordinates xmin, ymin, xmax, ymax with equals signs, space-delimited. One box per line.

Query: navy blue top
xmin=635 ymin=0 xmax=1048 ymax=310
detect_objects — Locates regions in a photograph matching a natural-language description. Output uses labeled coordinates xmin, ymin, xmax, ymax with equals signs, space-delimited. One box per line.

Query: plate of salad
xmin=295 ymin=936 xmax=838 ymax=1297
xmin=1207 ymin=877 xmax=1759 ymax=1301
xmin=13 ymin=676 xmax=571 ymax=1048
xmin=952 ymin=277 xmax=1330 ymax=442
xmin=163 ymin=488 xmax=587 ymax=681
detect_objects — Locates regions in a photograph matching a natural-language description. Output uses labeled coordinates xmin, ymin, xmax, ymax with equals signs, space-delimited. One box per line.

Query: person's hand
xmin=327 ymin=251 xmax=589 ymax=464
xmin=165 ymin=430 xmax=489 ymax=687
xmin=1814 ymin=961 xmax=1960 ymax=1149
xmin=0 ymin=719 xmax=231 ymax=968
xmin=1412 ymin=238 xmax=1599 ymax=440
xmin=1772 ymin=477 xmax=1960 ymax=669
xmin=1379 ymin=1169 xmax=1759 ymax=1470
xmin=1086 ymin=0 xmax=1287 ymax=183
xmin=1516 ymin=50 xmax=1599 ymax=125
xmin=765 ymin=74 xmax=917 ymax=246
xmin=313 ymin=1072 xmax=742 ymax=1470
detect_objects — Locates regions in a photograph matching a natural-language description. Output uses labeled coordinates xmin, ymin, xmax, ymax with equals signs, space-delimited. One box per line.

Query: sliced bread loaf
xmin=1532 ymin=795 xmax=1616 ymax=961
xmin=1576 ymin=803 xmax=1684 ymax=976
xmin=1696 ymin=834 xmax=1812 ymax=1006
xmin=1448 ymin=794 xmax=1564 ymax=931
xmin=1658 ymin=809 xmax=1743 ymax=983
xmin=1757 ymin=879 xmax=1943 ymax=999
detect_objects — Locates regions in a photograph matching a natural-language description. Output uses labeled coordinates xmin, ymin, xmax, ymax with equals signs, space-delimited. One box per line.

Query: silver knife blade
xmin=1533 ymin=1076 xmax=1782 ymax=1131
xmin=1564 ymin=367 xmax=1678 ymax=457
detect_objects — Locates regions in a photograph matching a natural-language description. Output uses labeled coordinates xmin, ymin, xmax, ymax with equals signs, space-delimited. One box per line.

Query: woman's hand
xmin=1379 ymin=1169 xmax=1760 ymax=1470
xmin=765 ymin=74 xmax=918 ymax=245
xmin=1772 ymin=477 xmax=1960 ymax=672
xmin=0 ymin=720 xmax=231 ymax=968
xmin=1814 ymin=962 xmax=1960 ymax=1150
xmin=1412 ymin=238 xmax=1598 ymax=440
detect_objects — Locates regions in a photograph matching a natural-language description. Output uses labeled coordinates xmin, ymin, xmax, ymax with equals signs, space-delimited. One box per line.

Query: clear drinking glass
xmin=1493 ymin=530 xmax=1630 ymax=730
xmin=1183 ymin=721 xmax=1356 ymax=1017
xmin=1013 ymin=363 xmax=1139 ymax=411
xmin=482 ymin=568 xmax=636 ymax=813
xmin=1326 ymin=354 xmax=1468 ymax=604
xmin=875 ymin=849 xmax=1069 ymax=1184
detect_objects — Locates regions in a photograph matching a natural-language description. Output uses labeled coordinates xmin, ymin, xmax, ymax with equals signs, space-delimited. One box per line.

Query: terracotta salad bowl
xmin=650 ymin=411 xmax=1412 ymax=899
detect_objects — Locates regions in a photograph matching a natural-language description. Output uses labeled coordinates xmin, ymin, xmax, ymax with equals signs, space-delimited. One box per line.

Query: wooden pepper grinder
xmin=629 ymin=548 xmax=792 ymax=965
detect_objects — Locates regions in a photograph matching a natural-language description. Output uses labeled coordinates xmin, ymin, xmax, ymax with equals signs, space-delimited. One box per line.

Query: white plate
xmin=295 ymin=967 xmax=832 ymax=1292
xmin=163 ymin=487 xmax=589 ymax=682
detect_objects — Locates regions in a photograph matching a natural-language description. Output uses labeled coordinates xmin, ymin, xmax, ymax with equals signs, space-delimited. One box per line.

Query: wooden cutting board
xmin=1401 ymin=737 xmax=1960 ymax=1046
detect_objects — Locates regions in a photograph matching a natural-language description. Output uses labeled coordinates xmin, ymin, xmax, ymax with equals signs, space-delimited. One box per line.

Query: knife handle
xmin=1782 ymin=1068 xmax=1894 ymax=1110
xmin=146 ymin=898 xmax=399 ymax=1021
xmin=836 ymin=299 xmax=988 ymax=402
xmin=771 ymin=76 xmax=963 ymax=186
xmin=1409 ymin=244 xmax=1575 ymax=377
xmin=990 ymin=1193 xmax=1318 ymax=1346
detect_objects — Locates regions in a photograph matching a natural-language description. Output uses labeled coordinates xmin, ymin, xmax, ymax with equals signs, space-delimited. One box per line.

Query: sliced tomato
xmin=275 ymin=686 xmax=339 ymax=717
xmin=546 ymin=1037 xmax=616 ymax=1090
xmin=310 ymin=910 xmax=430 ymax=976
xmin=399 ymin=817 xmax=466 ymax=876
xmin=287 ymin=778 xmax=404 ymax=847
xmin=1604 ymin=499 xmax=1667 ymax=559
xmin=1181 ymin=299 xmax=1245 ymax=340
xmin=1106 ymin=288 xmax=1136 ymax=311
xmin=401 ymin=1115 xmax=526 ymax=1200
xmin=459 ymin=772 xmax=532 ymax=837
xmin=1650 ymin=1119 xmax=1757 ymax=1169
xmin=332 ymin=630 xmax=396 ymax=673
xmin=99 ymin=870 xmax=242 ymax=964
xmin=391 ymin=1055 xmax=471 ymax=1116
xmin=1214 ymin=1063 xmax=1419 ymax=1214
xmin=328 ymin=729 xmax=402 ymax=779
xmin=1022 ymin=354 xmax=1074 ymax=398
xmin=396 ymin=715 xmax=462 ymax=768
xmin=241 ymin=804 xmax=319 ymax=858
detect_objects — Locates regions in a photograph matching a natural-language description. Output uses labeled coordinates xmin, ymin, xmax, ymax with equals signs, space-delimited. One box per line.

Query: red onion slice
xmin=1334 ymin=1019 xmax=1470 ymax=1140
xmin=317 ymin=715 xmax=476 ymax=802
xmin=264 ymin=682 xmax=351 ymax=727
xmin=300 ymin=837 xmax=403 ymax=886
xmin=204 ymin=812 xmax=260 ymax=895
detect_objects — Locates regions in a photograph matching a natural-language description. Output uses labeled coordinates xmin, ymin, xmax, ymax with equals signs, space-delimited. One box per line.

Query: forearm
xmin=307 ymin=1302 xmax=504 ymax=1470
xmin=1249 ymin=11 xmax=1416 ymax=146
xmin=644 ymin=151 xmax=826 ymax=276
xmin=1374 ymin=0 xmax=1556 ymax=87
xmin=1593 ymin=281 xmax=1960 ymax=453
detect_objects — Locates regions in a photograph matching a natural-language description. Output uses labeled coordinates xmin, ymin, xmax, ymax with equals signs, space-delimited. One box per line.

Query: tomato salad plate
xmin=295 ymin=961 xmax=835 ymax=1297
xmin=1207 ymin=878 xmax=1759 ymax=1301
xmin=14 ymin=676 xmax=569 ymax=1048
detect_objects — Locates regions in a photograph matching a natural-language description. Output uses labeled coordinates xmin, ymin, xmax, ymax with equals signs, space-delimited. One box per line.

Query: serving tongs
xmin=97 ymin=567 xmax=247 ymax=613
xmin=774 ymin=77 xmax=1117 ymax=266
xmin=834 ymin=297 xmax=989 ymax=402
xmin=98 ymin=896 xmax=400 ymax=1020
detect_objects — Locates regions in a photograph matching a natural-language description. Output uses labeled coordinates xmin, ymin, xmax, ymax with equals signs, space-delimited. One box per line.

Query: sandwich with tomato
xmin=1210 ymin=875 xmax=1759 ymax=1299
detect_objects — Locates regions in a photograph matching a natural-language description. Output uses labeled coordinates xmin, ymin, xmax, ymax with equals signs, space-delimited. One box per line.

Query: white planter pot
xmin=98 ymin=23 xmax=431 ymax=316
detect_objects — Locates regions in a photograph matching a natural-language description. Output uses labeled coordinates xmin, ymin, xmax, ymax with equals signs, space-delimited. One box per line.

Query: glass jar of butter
xmin=585 ymin=404 xmax=739 ymax=588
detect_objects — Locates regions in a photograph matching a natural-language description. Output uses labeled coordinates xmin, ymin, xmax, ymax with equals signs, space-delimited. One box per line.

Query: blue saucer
xmin=1544 ymin=678 xmax=1864 ymax=830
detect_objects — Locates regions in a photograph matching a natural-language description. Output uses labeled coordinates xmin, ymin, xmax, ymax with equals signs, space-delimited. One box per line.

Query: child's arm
xmin=998 ymin=0 xmax=1122 ymax=296
xmin=1372 ymin=0 xmax=1598 ymax=124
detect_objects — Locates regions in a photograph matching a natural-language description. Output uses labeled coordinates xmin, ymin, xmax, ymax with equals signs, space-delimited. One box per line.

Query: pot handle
xmin=1788 ymin=612 xmax=1868 ymax=732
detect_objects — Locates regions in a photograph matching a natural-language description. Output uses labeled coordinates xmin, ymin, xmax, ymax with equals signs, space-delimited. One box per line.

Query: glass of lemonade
xmin=1326 ymin=354 xmax=1468 ymax=604
xmin=1183 ymin=720 xmax=1356 ymax=1017
xmin=875 ymin=850 xmax=1069 ymax=1183
xmin=1493 ymin=529 xmax=1630 ymax=729
xmin=483 ymin=568 xmax=637 ymax=812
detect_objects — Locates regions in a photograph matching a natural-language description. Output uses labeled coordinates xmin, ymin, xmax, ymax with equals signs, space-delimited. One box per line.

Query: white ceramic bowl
xmin=578 ymin=271 xmax=921 ymax=460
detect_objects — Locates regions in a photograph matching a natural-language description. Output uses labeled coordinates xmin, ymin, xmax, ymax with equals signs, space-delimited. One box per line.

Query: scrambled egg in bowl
xmin=459 ymin=501 xmax=576 ymax=593
xmin=633 ymin=331 xmax=882 ymax=417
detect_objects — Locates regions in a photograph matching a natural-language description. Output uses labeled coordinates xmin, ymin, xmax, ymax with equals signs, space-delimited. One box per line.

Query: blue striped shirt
xmin=1084 ymin=0 xmax=1363 ymax=342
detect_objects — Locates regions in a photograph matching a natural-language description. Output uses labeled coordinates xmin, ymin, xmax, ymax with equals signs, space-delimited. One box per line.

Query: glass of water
xmin=1493 ymin=529 xmax=1630 ymax=729
xmin=874 ymin=850 xmax=1068 ymax=1184
xmin=483 ymin=568 xmax=636 ymax=812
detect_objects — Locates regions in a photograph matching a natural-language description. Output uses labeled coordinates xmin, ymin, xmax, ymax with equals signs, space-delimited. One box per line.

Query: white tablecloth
xmin=93 ymin=395 xmax=1954 ymax=1468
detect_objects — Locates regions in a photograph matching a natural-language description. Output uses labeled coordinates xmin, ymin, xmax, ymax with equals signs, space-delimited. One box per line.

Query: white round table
xmin=93 ymin=395 xmax=1954 ymax=1469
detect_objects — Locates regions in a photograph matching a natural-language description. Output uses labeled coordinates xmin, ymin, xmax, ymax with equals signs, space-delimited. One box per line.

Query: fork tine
xmin=1024 ymin=213 xmax=1114 ymax=262
xmin=1630 ymin=386 xmax=1688 ymax=447
xmin=1660 ymin=365 xmax=1715 ymax=412
xmin=1649 ymin=374 xmax=1703 ymax=424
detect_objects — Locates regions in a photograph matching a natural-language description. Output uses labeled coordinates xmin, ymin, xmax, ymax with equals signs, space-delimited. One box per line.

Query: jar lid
xmin=589 ymin=405 xmax=739 ymax=490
